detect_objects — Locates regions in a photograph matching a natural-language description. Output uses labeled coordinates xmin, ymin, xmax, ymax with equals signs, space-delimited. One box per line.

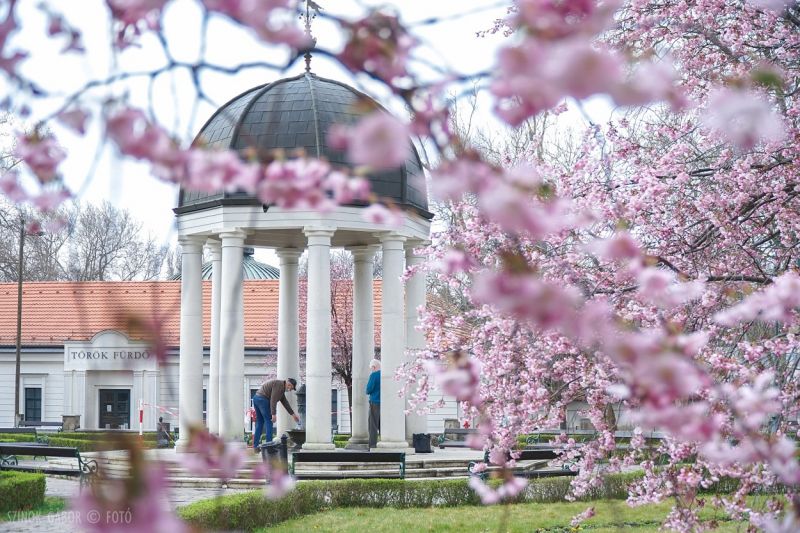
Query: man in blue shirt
xmin=365 ymin=359 xmax=381 ymax=448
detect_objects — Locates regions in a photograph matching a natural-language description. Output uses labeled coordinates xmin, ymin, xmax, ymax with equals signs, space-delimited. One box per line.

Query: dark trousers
xmin=369 ymin=402 xmax=380 ymax=448
xmin=253 ymin=393 xmax=273 ymax=449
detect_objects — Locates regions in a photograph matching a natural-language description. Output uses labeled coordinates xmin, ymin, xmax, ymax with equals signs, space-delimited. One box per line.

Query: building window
xmin=331 ymin=389 xmax=338 ymax=434
xmin=202 ymin=389 xmax=207 ymax=424
xmin=25 ymin=388 xmax=42 ymax=422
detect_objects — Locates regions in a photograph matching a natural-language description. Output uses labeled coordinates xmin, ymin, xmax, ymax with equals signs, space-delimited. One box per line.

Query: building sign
xmin=64 ymin=330 xmax=158 ymax=371
xmin=69 ymin=350 xmax=151 ymax=361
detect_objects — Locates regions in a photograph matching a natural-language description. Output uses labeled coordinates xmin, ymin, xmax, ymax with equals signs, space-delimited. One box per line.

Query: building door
xmin=99 ymin=389 xmax=130 ymax=429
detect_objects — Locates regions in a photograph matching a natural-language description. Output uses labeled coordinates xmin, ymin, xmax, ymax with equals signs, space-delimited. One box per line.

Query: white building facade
xmin=0 ymin=325 xmax=459 ymax=434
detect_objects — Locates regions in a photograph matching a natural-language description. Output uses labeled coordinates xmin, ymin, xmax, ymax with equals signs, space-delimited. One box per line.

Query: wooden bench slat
xmin=0 ymin=427 xmax=37 ymax=434
xmin=293 ymin=452 xmax=405 ymax=463
xmin=0 ymin=444 xmax=80 ymax=458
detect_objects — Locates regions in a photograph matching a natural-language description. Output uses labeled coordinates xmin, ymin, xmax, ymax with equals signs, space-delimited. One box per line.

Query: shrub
xmin=179 ymin=474 xmax=643 ymax=532
xmin=0 ymin=471 xmax=45 ymax=512
xmin=0 ymin=433 xmax=37 ymax=443
xmin=179 ymin=486 xmax=325 ymax=531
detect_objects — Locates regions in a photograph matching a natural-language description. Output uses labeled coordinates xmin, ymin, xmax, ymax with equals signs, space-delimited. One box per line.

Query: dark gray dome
xmin=170 ymin=248 xmax=279 ymax=281
xmin=175 ymin=72 xmax=431 ymax=218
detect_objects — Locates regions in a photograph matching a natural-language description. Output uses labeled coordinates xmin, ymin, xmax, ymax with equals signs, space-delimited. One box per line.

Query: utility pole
xmin=14 ymin=216 xmax=42 ymax=427
xmin=14 ymin=217 xmax=24 ymax=427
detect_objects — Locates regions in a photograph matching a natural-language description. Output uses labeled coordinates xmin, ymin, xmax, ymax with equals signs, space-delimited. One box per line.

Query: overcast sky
xmin=6 ymin=0 xmax=612 ymax=267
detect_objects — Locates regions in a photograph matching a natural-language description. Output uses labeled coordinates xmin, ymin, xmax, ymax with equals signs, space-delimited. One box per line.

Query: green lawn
xmin=0 ymin=497 xmax=67 ymax=522
xmin=258 ymin=499 xmax=751 ymax=532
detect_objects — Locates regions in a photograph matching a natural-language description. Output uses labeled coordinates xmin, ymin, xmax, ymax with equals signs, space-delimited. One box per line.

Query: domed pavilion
xmin=173 ymin=72 xmax=431 ymax=451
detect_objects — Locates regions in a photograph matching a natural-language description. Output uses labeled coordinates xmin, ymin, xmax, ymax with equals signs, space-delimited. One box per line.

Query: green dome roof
xmin=170 ymin=248 xmax=279 ymax=280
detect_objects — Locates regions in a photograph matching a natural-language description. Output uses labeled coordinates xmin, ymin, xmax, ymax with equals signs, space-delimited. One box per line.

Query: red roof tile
xmin=0 ymin=280 xmax=383 ymax=349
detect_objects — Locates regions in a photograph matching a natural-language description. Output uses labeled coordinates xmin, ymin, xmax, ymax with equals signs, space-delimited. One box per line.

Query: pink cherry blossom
xmin=339 ymin=11 xmax=416 ymax=82
xmin=424 ymin=353 xmax=482 ymax=407
xmin=513 ymin=0 xmax=620 ymax=39
xmin=106 ymin=108 xmax=183 ymax=173
xmin=346 ymin=112 xmax=410 ymax=170
xmin=0 ymin=0 xmax=26 ymax=76
xmin=702 ymin=88 xmax=786 ymax=149
xmin=571 ymin=506 xmax=596 ymax=527
xmin=105 ymin=0 xmax=167 ymax=47
xmin=0 ymin=171 xmax=28 ymax=203
xmin=264 ymin=467 xmax=296 ymax=499
xmin=202 ymin=0 xmax=308 ymax=47
xmin=72 ymin=461 xmax=188 ymax=533
xmin=636 ymin=267 xmax=705 ymax=308
xmin=324 ymin=171 xmax=370 ymax=204
xmin=471 ymin=271 xmax=581 ymax=330
xmin=468 ymin=476 xmax=528 ymax=505
xmin=31 ymin=189 xmax=71 ymax=211
xmin=183 ymin=149 xmax=260 ymax=193
xmin=258 ymin=158 xmax=333 ymax=210
xmin=180 ymin=427 xmax=247 ymax=482
xmin=14 ymin=132 xmax=66 ymax=183
xmin=436 ymin=248 xmax=477 ymax=275
xmin=56 ymin=108 xmax=89 ymax=135
xmin=361 ymin=203 xmax=403 ymax=227
xmin=714 ymin=272 xmax=800 ymax=326
xmin=587 ymin=232 xmax=642 ymax=261
xmin=492 ymin=38 xmax=623 ymax=126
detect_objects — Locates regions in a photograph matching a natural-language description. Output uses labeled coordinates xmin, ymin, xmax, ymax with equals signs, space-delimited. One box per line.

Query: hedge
xmin=0 ymin=433 xmax=37 ymax=443
xmin=178 ymin=474 xmax=643 ymax=531
xmin=0 ymin=471 xmax=45 ymax=512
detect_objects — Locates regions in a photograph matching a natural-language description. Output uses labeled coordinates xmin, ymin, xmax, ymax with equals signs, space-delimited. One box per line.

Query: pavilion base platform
xmin=45 ymin=448 xmax=562 ymax=488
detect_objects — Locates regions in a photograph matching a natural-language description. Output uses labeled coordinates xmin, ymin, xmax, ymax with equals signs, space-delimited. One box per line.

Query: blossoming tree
xmin=1 ymin=0 xmax=799 ymax=530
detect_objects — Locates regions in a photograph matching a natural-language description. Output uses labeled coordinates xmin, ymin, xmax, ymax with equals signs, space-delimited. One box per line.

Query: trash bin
xmin=259 ymin=434 xmax=289 ymax=470
xmin=259 ymin=441 xmax=281 ymax=462
xmin=412 ymin=433 xmax=433 ymax=453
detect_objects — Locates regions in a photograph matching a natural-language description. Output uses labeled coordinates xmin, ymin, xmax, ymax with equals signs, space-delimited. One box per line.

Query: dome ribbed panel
xmin=176 ymin=73 xmax=430 ymax=217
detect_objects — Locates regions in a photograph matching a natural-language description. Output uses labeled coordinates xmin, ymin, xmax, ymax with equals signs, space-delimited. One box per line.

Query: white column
xmin=377 ymin=232 xmax=409 ymax=449
xmin=75 ymin=371 xmax=86 ymax=429
xmin=276 ymin=248 xmax=302 ymax=437
xmin=63 ymin=370 xmax=74 ymax=416
xmin=218 ymin=230 xmax=247 ymax=442
xmin=175 ymin=236 xmax=204 ymax=451
xmin=346 ymin=246 xmax=377 ymax=449
xmin=133 ymin=370 xmax=144 ymax=431
xmin=405 ymin=242 xmax=428 ymax=440
xmin=206 ymin=239 xmax=222 ymax=434
xmin=302 ymin=227 xmax=336 ymax=450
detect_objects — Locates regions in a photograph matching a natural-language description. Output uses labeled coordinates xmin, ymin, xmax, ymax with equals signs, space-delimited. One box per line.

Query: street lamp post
xmin=14 ymin=218 xmax=42 ymax=427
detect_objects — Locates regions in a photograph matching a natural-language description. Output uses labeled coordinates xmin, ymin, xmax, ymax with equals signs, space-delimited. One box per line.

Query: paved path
xmin=1 ymin=476 xmax=251 ymax=532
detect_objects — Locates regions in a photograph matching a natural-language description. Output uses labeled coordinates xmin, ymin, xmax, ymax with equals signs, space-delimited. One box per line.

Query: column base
xmin=302 ymin=442 xmax=336 ymax=450
xmin=174 ymin=438 xmax=192 ymax=453
xmin=376 ymin=441 xmax=410 ymax=451
xmin=345 ymin=437 xmax=369 ymax=450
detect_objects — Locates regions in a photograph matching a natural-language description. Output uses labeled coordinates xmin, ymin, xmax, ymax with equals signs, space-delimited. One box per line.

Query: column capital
xmin=219 ymin=229 xmax=248 ymax=246
xmin=346 ymin=245 xmax=380 ymax=261
xmin=405 ymin=240 xmax=430 ymax=262
xmin=276 ymin=248 xmax=303 ymax=263
xmin=178 ymin=235 xmax=205 ymax=253
xmin=376 ymin=232 xmax=406 ymax=252
xmin=205 ymin=239 xmax=222 ymax=260
xmin=303 ymin=226 xmax=336 ymax=238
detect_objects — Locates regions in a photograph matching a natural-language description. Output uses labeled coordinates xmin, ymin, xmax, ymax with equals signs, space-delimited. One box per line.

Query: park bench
xmin=0 ymin=427 xmax=37 ymax=435
xmin=18 ymin=420 xmax=63 ymax=432
xmin=438 ymin=428 xmax=479 ymax=449
xmin=290 ymin=450 xmax=406 ymax=479
xmin=467 ymin=448 xmax=577 ymax=479
xmin=0 ymin=443 xmax=98 ymax=489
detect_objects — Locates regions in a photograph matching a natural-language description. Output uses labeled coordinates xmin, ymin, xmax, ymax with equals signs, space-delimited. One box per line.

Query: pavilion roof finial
xmin=303 ymin=0 xmax=321 ymax=73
